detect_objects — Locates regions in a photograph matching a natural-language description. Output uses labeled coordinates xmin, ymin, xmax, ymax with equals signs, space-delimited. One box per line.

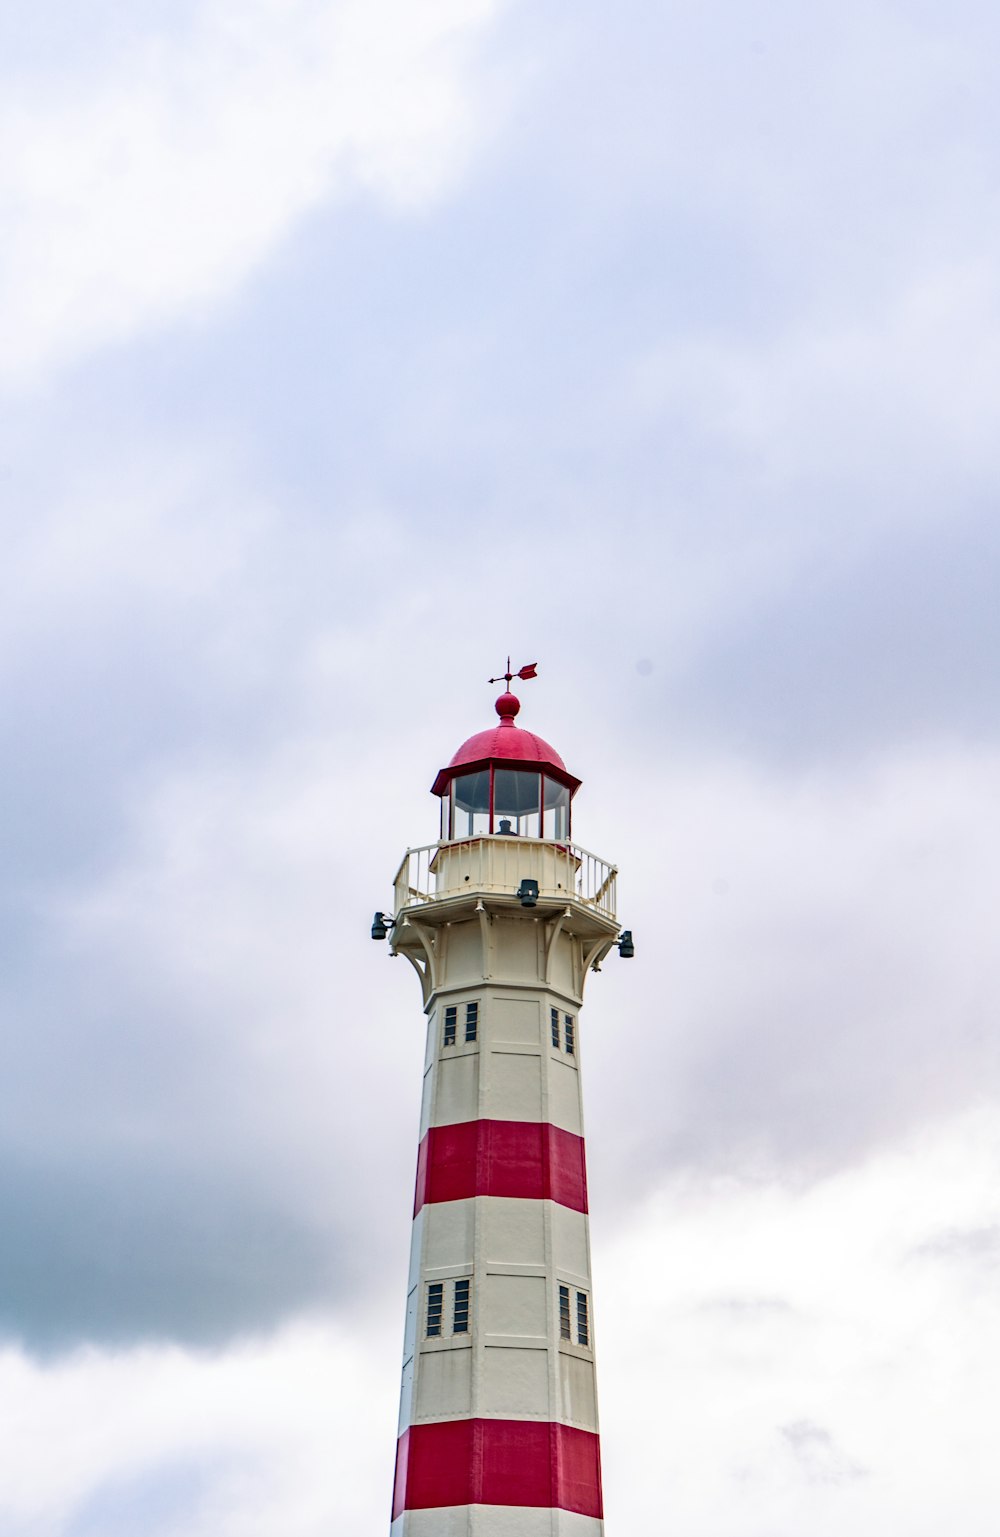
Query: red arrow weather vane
xmin=489 ymin=657 xmax=538 ymax=687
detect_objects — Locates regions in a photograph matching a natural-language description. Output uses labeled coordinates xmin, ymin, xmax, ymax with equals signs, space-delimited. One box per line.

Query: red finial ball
xmin=496 ymin=691 xmax=521 ymax=721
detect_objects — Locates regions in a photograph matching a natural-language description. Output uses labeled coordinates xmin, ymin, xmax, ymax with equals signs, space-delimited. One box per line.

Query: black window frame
xmin=453 ymin=1278 xmax=471 ymax=1334
xmin=576 ymin=1289 xmax=590 ymax=1347
xmin=558 ymin=1284 xmax=572 ymax=1341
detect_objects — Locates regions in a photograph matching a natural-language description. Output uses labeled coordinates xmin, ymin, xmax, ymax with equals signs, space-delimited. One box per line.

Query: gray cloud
xmin=664 ymin=506 xmax=1000 ymax=761
xmin=2 ymin=0 xmax=1000 ymax=1372
xmin=0 ymin=1160 xmax=339 ymax=1353
xmin=913 ymin=1225 xmax=1000 ymax=1269
xmin=0 ymin=942 xmax=381 ymax=1351
xmin=583 ymin=744 xmax=1000 ymax=1211
xmin=781 ymin=1419 xmax=869 ymax=1486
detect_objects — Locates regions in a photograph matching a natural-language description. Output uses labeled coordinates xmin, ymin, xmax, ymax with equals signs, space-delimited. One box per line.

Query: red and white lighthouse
xmin=376 ymin=673 xmax=630 ymax=1535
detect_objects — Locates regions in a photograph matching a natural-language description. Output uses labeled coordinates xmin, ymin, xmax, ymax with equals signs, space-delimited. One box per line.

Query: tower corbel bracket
xmin=400 ymin=917 xmax=440 ymax=1008
xmin=398 ymin=948 xmax=430 ymax=1005
xmin=583 ymin=935 xmax=616 ymax=977
xmin=542 ymin=906 xmax=572 ymax=984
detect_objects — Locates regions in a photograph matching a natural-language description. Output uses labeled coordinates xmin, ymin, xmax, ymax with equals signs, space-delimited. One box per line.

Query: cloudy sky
xmin=3 ymin=0 xmax=1000 ymax=1530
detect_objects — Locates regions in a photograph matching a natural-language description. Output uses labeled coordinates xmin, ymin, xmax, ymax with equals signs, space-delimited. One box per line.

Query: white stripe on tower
xmin=391 ymin=1510 xmax=605 ymax=1536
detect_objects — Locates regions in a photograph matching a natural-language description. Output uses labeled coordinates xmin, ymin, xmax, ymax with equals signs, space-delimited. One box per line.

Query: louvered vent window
xmin=453 ymin=1278 xmax=471 ymax=1333
xmin=576 ymin=1290 xmax=590 ymax=1347
xmin=443 ymin=1007 xmax=457 ymax=1047
xmin=564 ymin=1016 xmax=576 ymax=1055
xmin=558 ymin=1285 xmax=572 ymax=1341
xmin=551 ymin=1007 xmax=560 ymax=1049
xmin=426 ymin=1283 xmax=444 ymax=1337
xmin=558 ymin=1284 xmax=592 ymax=1348
xmin=465 ymin=1002 xmax=479 ymax=1042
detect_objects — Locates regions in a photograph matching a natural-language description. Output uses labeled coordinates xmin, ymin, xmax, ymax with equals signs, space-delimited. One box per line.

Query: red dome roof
xmin=430 ymin=692 xmax=580 ymax=796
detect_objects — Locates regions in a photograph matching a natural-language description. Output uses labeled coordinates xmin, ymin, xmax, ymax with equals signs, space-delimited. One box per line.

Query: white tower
xmin=377 ymin=675 xmax=631 ymax=1535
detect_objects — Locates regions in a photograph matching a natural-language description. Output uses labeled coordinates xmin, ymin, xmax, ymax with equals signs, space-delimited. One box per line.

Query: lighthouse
xmin=375 ymin=669 xmax=631 ymax=1535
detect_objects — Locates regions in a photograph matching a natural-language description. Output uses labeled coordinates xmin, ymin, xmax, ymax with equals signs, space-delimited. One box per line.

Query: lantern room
xmin=431 ymin=690 xmax=581 ymax=843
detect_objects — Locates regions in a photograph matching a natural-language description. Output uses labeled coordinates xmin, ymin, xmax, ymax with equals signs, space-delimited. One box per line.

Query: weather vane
xmin=489 ymin=657 xmax=538 ymax=688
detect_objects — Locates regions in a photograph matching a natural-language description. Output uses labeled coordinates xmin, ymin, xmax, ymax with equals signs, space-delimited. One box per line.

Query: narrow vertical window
xmin=443 ymin=1007 xmax=457 ymax=1047
xmin=559 ymin=1285 xmax=572 ymax=1341
xmin=453 ymin=1278 xmax=471 ymax=1333
xmin=551 ymin=1007 xmax=560 ymax=1049
xmin=465 ymin=1002 xmax=479 ymax=1042
xmin=564 ymin=1016 xmax=576 ymax=1055
xmin=576 ymin=1290 xmax=590 ymax=1347
xmin=426 ymin=1283 xmax=444 ymax=1337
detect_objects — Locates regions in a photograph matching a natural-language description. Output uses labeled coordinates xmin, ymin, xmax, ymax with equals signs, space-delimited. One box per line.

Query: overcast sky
xmin=3 ymin=1 xmax=1000 ymax=1532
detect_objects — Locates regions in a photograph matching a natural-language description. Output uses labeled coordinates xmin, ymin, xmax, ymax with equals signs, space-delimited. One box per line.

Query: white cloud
xmin=0 ymin=1317 xmax=398 ymax=1535
xmin=0 ymin=0 xmax=508 ymax=390
xmin=3 ymin=1107 xmax=997 ymax=1535
xmin=597 ymin=1105 xmax=1000 ymax=1534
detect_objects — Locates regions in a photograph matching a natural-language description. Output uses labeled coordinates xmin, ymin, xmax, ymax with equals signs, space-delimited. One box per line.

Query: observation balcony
xmin=392 ymin=837 xmax=618 ymax=925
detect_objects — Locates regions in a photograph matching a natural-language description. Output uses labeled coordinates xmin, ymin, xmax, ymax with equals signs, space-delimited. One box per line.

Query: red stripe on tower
xmin=392 ymin=1419 xmax=603 ymax=1520
xmin=413 ymin=1120 xmax=589 ymax=1216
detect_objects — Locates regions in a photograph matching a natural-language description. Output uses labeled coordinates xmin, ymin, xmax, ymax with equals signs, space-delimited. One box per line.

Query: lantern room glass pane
xmin=543 ymin=778 xmax=570 ymax=840
xmin=493 ymin=769 xmax=541 ymax=837
xmin=451 ymin=770 xmax=491 ymax=838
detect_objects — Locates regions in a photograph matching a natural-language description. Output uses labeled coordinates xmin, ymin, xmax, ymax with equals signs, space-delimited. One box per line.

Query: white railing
xmin=393 ymin=838 xmax=617 ymax=920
